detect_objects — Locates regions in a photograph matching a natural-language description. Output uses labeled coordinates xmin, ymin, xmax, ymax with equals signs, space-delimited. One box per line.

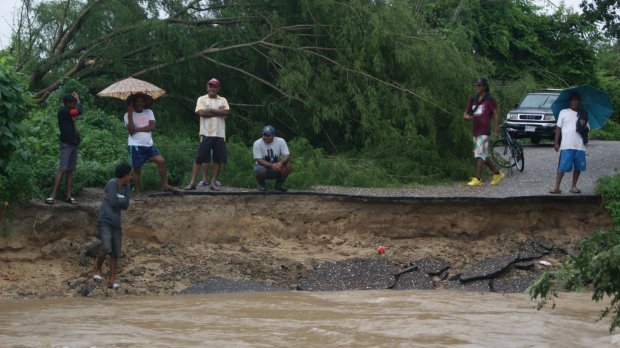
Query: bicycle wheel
xmin=513 ymin=140 xmax=524 ymax=172
xmin=491 ymin=139 xmax=514 ymax=168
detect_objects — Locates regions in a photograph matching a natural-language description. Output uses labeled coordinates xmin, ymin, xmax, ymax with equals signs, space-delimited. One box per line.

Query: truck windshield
xmin=519 ymin=94 xmax=558 ymax=109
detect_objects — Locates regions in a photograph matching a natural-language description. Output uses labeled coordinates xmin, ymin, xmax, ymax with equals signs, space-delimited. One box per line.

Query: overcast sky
xmin=0 ymin=0 xmax=587 ymax=49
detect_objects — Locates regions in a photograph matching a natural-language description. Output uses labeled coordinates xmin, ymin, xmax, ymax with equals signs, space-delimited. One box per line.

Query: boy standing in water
xmin=463 ymin=77 xmax=505 ymax=186
xmin=93 ymin=163 xmax=132 ymax=290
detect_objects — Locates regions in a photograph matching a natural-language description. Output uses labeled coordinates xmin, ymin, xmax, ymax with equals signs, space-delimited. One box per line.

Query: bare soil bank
xmin=0 ymin=191 xmax=611 ymax=299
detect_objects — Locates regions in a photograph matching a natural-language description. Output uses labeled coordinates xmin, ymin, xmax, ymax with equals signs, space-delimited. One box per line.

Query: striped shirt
xmin=195 ymin=95 xmax=229 ymax=138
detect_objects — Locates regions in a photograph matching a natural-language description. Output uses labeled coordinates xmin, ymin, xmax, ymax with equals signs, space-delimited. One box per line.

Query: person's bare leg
xmin=572 ymin=171 xmax=581 ymax=189
xmin=211 ymin=162 xmax=220 ymax=186
xmin=484 ymin=157 xmax=499 ymax=174
xmin=255 ymin=171 xmax=267 ymax=190
xmin=65 ymin=171 xmax=74 ymax=200
xmin=133 ymin=167 xmax=142 ymax=200
xmin=188 ymin=163 xmax=201 ymax=186
xmin=49 ymin=170 xmax=66 ymax=199
xmin=281 ymin=162 xmax=292 ymax=176
xmin=95 ymin=251 xmax=106 ymax=277
xmin=202 ymin=163 xmax=210 ymax=184
xmin=255 ymin=172 xmax=267 ymax=182
xmin=476 ymin=158 xmax=483 ymax=179
xmin=108 ymin=256 xmax=117 ymax=287
xmin=149 ymin=155 xmax=172 ymax=189
xmin=554 ymin=172 xmax=564 ymax=190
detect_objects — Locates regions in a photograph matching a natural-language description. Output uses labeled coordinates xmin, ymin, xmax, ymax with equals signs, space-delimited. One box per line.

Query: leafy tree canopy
xmin=582 ymin=0 xmax=620 ymax=39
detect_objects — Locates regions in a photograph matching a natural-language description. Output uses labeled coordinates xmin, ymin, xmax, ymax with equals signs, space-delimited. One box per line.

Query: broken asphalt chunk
xmin=460 ymin=253 xmax=518 ymax=282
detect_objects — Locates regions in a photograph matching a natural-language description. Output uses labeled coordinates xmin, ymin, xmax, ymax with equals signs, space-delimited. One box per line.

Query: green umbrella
xmin=551 ymin=84 xmax=614 ymax=130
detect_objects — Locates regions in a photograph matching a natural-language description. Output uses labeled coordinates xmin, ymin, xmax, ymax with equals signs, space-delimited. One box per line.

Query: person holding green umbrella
xmin=549 ymin=84 xmax=614 ymax=194
xmin=549 ymin=93 xmax=589 ymax=194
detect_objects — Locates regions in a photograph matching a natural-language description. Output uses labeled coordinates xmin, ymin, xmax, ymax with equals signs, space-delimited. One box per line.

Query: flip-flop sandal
xmin=569 ymin=188 xmax=581 ymax=194
xmin=198 ymin=181 xmax=208 ymax=186
xmin=45 ymin=198 xmax=54 ymax=205
xmin=163 ymin=186 xmax=180 ymax=193
xmin=184 ymin=184 xmax=196 ymax=190
xmin=210 ymin=185 xmax=220 ymax=191
xmin=93 ymin=275 xmax=102 ymax=283
xmin=108 ymin=284 xmax=121 ymax=290
xmin=63 ymin=198 xmax=77 ymax=204
xmin=549 ymin=188 xmax=562 ymax=194
xmin=134 ymin=196 xmax=142 ymax=202
xmin=215 ymin=181 xmax=222 ymax=186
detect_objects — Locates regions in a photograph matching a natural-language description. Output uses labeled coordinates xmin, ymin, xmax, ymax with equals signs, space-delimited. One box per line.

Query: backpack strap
xmin=468 ymin=93 xmax=492 ymax=116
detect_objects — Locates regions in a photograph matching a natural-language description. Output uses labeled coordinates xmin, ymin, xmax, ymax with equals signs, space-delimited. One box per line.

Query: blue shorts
xmin=558 ymin=150 xmax=586 ymax=173
xmin=128 ymin=145 xmax=160 ymax=168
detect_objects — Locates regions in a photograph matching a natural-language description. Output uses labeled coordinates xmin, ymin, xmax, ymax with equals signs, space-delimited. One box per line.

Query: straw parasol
xmin=97 ymin=77 xmax=166 ymax=108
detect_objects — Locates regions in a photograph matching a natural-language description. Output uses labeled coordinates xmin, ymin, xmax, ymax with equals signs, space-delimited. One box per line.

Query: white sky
xmin=0 ymin=0 xmax=587 ymax=49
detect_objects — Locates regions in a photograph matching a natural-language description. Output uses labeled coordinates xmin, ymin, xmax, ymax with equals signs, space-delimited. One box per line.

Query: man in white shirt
xmin=253 ymin=125 xmax=291 ymax=192
xmin=550 ymin=93 xmax=589 ymax=194
xmin=124 ymin=94 xmax=178 ymax=201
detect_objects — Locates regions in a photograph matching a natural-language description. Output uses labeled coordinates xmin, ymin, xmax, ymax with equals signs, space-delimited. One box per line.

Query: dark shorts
xmin=128 ymin=145 xmax=160 ymax=168
xmin=98 ymin=221 xmax=122 ymax=257
xmin=558 ymin=149 xmax=586 ymax=173
xmin=195 ymin=136 xmax=227 ymax=164
xmin=254 ymin=164 xmax=280 ymax=180
xmin=59 ymin=142 xmax=78 ymax=171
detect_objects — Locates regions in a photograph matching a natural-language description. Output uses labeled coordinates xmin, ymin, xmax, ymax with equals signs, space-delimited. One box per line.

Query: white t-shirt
xmin=253 ymin=137 xmax=289 ymax=164
xmin=124 ymin=109 xmax=155 ymax=146
xmin=557 ymin=108 xmax=588 ymax=151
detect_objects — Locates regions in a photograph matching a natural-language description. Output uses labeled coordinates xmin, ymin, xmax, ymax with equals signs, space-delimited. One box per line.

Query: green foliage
xmin=591 ymin=120 xmax=620 ymax=141
xmin=528 ymin=173 xmax=620 ymax=332
xmin=582 ymin=0 xmax=620 ymax=39
xmin=423 ymin=0 xmax=598 ymax=86
xmin=596 ymin=42 xmax=620 ymax=125
xmin=0 ymin=56 xmax=30 ymax=170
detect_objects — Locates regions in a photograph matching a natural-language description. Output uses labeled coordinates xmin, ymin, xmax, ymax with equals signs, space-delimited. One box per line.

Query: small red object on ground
xmin=378 ymin=246 xmax=385 ymax=253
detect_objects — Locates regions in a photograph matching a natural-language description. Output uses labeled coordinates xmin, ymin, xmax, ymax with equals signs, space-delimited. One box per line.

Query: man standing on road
xmin=46 ymin=92 xmax=82 ymax=205
xmin=549 ymin=93 xmax=589 ymax=194
xmin=185 ymin=78 xmax=229 ymax=191
xmin=253 ymin=125 xmax=291 ymax=192
xmin=463 ymin=77 xmax=505 ymax=186
xmin=93 ymin=163 xmax=131 ymax=290
xmin=124 ymin=93 xmax=178 ymax=201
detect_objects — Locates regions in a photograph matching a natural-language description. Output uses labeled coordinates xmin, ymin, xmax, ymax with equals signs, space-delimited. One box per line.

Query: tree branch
xmin=170 ymin=0 xmax=202 ymax=19
xmin=166 ymin=17 xmax=260 ymax=25
xmin=55 ymin=0 xmax=106 ymax=54
xmin=35 ymin=60 xmax=88 ymax=102
xmin=200 ymin=54 xmax=293 ymax=100
xmin=50 ymin=0 xmax=71 ymax=54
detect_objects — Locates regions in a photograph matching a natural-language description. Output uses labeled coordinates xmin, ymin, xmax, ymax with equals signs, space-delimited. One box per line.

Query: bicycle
xmin=491 ymin=123 xmax=524 ymax=172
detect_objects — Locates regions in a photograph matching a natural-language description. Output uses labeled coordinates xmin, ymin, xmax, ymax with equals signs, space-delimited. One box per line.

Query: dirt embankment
xmin=0 ymin=191 xmax=611 ymax=299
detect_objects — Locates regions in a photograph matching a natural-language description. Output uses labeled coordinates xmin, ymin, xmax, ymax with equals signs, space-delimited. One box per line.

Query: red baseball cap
xmin=207 ymin=78 xmax=220 ymax=86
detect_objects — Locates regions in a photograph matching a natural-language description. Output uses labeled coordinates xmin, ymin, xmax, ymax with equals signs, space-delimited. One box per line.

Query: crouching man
xmin=253 ymin=125 xmax=291 ymax=192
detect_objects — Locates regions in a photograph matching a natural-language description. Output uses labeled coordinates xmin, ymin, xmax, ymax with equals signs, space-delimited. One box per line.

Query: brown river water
xmin=0 ymin=290 xmax=617 ymax=347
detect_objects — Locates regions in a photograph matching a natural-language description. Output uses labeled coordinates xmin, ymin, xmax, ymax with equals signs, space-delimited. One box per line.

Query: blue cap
xmin=262 ymin=125 xmax=275 ymax=136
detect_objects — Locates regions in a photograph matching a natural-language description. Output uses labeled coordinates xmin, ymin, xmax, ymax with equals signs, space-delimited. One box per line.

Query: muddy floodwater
xmin=0 ymin=290 xmax=617 ymax=347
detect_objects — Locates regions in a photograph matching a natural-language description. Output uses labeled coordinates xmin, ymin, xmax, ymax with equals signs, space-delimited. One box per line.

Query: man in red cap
xmin=185 ymin=78 xmax=230 ymax=191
